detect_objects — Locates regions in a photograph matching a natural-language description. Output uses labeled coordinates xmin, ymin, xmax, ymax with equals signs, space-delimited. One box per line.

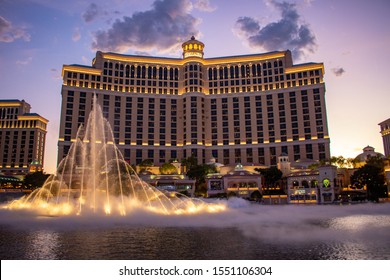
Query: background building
xmin=379 ymin=118 xmax=390 ymax=157
xmin=58 ymin=37 xmax=330 ymax=167
xmin=0 ymin=99 xmax=48 ymax=175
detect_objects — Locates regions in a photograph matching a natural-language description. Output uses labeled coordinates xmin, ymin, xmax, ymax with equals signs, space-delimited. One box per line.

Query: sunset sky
xmin=1 ymin=0 xmax=389 ymax=173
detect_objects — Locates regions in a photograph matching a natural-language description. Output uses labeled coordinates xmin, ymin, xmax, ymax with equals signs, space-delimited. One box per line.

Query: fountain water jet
xmin=7 ymin=96 xmax=225 ymax=216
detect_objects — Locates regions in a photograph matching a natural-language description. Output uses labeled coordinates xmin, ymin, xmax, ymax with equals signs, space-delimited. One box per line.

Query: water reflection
xmin=26 ymin=230 xmax=59 ymax=259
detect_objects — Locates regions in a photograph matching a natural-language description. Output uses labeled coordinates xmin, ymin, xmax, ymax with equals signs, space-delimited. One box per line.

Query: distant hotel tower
xmin=379 ymin=118 xmax=390 ymax=157
xmin=58 ymin=37 xmax=330 ymax=166
xmin=0 ymin=99 xmax=48 ymax=175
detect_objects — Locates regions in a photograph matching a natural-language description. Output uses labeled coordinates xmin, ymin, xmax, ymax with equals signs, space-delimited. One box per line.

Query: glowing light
xmin=183 ymin=52 xmax=203 ymax=59
xmin=104 ymin=204 xmax=111 ymax=215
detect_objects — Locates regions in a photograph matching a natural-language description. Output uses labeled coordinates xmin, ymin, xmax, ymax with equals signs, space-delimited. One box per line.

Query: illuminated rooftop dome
xmin=354 ymin=146 xmax=384 ymax=167
xmin=182 ymin=36 xmax=204 ymax=59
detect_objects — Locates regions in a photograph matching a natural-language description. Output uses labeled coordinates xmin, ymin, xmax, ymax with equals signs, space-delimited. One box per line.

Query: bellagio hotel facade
xmin=58 ymin=37 xmax=330 ymax=166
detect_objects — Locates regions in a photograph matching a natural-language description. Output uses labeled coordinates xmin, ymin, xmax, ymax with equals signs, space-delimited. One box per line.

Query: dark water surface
xmin=1 ymin=201 xmax=390 ymax=260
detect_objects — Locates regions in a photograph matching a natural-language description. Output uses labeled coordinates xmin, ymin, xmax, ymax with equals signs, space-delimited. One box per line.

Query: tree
xmin=350 ymin=156 xmax=387 ymax=202
xmin=186 ymin=163 xmax=217 ymax=197
xmin=308 ymin=156 xmax=359 ymax=169
xmin=159 ymin=163 xmax=177 ymax=175
xmin=23 ymin=171 xmax=50 ymax=189
xmin=181 ymin=156 xmax=198 ymax=171
xmin=255 ymin=166 xmax=282 ymax=188
xmin=138 ymin=159 xmax=153 ymax=172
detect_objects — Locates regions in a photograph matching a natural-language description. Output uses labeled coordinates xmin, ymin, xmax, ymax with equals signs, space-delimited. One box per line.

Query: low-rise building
xmin=139 ymin=173 xmax=196 ymax=196
xmin=206 ymin=163 xmax=262 ymax=199
xmin=286 ymin=165 xmax=340 ymax=204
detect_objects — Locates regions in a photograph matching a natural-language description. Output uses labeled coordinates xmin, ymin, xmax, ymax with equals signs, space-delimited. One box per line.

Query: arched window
xmin=169 ymin=68 xmax=174 ymax=80
xmin=174 ymin=68 xmax=179 ymax=80
xmin=278 ymin=60 xmax=283 ymax=67
xmin=219 ymin=68 xmax=223 ymax=79
xmin=274 ymin=61 xmax=278 ymax=68
xmin=208 ymin=68 xmax=213 ymax=80
xmin=109 ymin=62 xmax=113 ymax=69
xmin=240 ymin=65 xmax=245 ymax=77
xmin=252 ymin=64 xmax=257 ymax=77
xmin=125 ymin=65 xmax=130 ymax=78
xmin=224 ymin=67 xmax=228 ymax=79
xmin=141 ymin=66 xmax=146 ymax=78
xmin=120 ymin=64 xmax=124 ymax=70
xmin=311 ymin=180 xmax=318 ymax=188
xmin=213 ymin=68 xmax=217 ymax=80
xmin=130 ymin=65 xmax=135 ymax=78
xmin=234 ymin=66 xmax=239 ymax=78
xmin=189 ymin=64 xmax=193 ymax=71
xmin=268 ymin=62 xmax=271 ymax=68
xmin=158 ymin=67 xmax=163 ymax=79
xmin=230 ymin=66 xmax=234 ymax=79
xmin=193 ymin=64 xmax=198 ymax=71
xmin=147 ymin=67 xmax=152 ymax=79
xmin=136 ymin=66 xmax=141 ymax=78
xmin=152 ymin=67 xmax=157 ymax=79
xmin=292 ymin=181 xmax=299 ymax=188
xmin=163 ymin=67 xmax=168 ymax=80
xmin=302 ymin=180 xmax=309 ymax=188
xmin=257 ymin=64 xmax=261 ymax=75
xmin=104 ymin=62 xmax=108 ymax=68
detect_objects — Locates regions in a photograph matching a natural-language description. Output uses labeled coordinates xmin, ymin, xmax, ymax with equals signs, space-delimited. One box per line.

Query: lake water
xmin=1 ymin=199 xmax=390 ymax=260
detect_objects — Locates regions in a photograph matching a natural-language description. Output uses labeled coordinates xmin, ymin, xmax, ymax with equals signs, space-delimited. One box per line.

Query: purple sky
xmin=1 ymin=0 xmax=389 ymax=173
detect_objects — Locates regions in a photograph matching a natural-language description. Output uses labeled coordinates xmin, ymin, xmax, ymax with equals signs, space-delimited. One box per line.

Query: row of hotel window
xmin=65 ymin=62 xmax=320 ymax=95
xmin=0 ymin=130 xmax=43 ymax=165
xmin=69 ymin=61 xmax=317 ymax=83
xmin=66 ymin=69 xmax=318 ymax=84
xmin=61 ymin=141 xmax=327 ymax=165
xmin=63 ymin=90 xmax=324 ymax=143
xmin=0 ymin=107 xmax=20 ymax=120
xmin=121 ymin=144 xmax=327 ymax=165
xmin=65 ymin=79 xmax=320 ymax=95
xmin=100 ymin=61 xmax=285 ymax=80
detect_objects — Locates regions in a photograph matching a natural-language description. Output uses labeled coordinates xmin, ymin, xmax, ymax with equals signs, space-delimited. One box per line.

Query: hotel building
xmin=58 ymin=37 xmax=330 ymax=166
xmin=379 ymin=118 xmax=390 ymax=157
xmin=0 ymin=99 xmax=48 ymax=175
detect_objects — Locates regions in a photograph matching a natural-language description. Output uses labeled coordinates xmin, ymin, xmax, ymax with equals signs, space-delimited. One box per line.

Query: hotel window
xmin=293 ymin=145 xmax=300 ymax=161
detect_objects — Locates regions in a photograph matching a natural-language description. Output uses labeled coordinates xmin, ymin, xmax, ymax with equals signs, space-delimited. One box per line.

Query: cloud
xmin=16 ymin=57 xmax=33 ymax=65
xmin=0 ymin=16 xmax=31 ymax=43
xmin=81 ymin=56 xmax=89 ymax=64
xmin=50 ymin=68 xmax=61 ymax=79
xmin=233 ymin=0 xmax=316 ymax=60
xmin=303 ymin=0 xmax=314 ymax=7
xmin=193 ymin=0 xmax=217 ymax=12
xmin=82 ymin=3 xmax=100 ymax=23
xmin=332 ymin=67 xmax=345 ymax=77
xmin=72 ymin=27 xmax=81 ymax=42
xmin=91 ymin=0 xmax=200 ymax=53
